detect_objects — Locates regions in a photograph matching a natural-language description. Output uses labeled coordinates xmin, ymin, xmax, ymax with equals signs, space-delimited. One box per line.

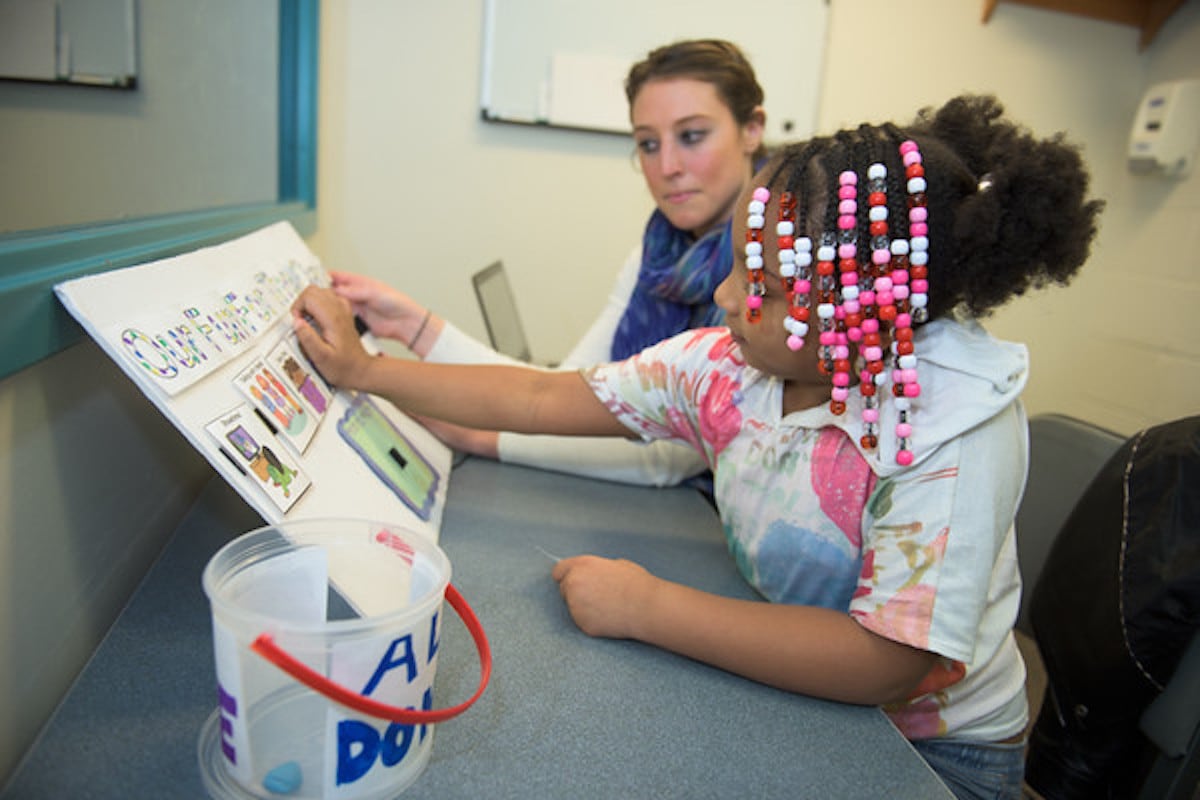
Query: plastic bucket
xmin=197 ymin=519 xmax=490 ymax=799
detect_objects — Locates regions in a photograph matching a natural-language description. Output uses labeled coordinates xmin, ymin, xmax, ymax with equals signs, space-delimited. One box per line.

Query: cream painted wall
xmin=310 ymin=0 xmax=1200 ymax=437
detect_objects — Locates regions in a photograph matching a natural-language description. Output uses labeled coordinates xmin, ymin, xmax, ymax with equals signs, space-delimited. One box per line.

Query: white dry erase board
xmin=55 ymin=222 xmax=453 ymax=542
xmin=479 ymin=0 xmax=828 ymax=140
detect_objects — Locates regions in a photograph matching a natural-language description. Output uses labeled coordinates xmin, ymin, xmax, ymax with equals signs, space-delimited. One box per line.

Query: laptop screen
xmin=472 ymin=260 xmax=532 ymax=362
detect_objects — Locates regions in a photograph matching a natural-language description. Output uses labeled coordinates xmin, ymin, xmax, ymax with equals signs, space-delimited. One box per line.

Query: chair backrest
xmin=1014 ymin=413 xmax=1122 ymax=636
xmin=1139 ymin=628 xmax=1200 ymax=799
xmin=472 ymin=260 xmax=532 ymax=363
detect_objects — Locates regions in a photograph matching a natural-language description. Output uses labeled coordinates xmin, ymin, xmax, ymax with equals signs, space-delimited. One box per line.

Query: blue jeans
xmin=910 ymin=737 xmax=1026 ymax=800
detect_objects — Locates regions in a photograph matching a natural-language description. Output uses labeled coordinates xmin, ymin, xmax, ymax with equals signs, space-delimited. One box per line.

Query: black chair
xmin=1022 ymin=415 xmax=1200 ymax=800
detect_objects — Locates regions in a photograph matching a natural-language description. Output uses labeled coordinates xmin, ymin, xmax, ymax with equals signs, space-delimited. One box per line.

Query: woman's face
xmin=630 ymin=77 xmax=763 ymax=238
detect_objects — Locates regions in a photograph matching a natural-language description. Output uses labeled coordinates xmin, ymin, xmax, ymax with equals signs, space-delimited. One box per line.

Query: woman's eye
xmin=636 ymin=139 xmax=659 ymax=155
xmin=680 ymin=128 xmax=709 ymax=146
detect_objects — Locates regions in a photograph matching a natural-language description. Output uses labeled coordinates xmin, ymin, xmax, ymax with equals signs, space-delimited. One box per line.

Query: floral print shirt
xmin=584 ymin=325 xmax=1029 ymax=742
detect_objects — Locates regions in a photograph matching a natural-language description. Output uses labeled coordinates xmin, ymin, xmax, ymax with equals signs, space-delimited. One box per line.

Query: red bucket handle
xmin=250 ymin=584 xmax=491 ymax=725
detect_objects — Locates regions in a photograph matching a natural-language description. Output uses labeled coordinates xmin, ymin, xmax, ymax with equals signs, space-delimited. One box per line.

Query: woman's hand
xmin=329 ymin=269 xmax=440 ymax=353
xmin=291 ymin=286 xmax=376 ymax=390
xmin=412 ymin=415 xmax=501 ymax=459
xmin=551 ymin=555 xmax=658 ymax=640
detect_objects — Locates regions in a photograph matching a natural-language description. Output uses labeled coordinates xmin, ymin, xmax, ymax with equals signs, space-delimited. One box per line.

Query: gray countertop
xmin=1 ymin=457 xmax=952 ymax=799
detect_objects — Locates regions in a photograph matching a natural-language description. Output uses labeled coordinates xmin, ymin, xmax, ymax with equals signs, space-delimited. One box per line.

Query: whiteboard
xmin=0 ymin=0 xmax=136 ymax=88
xmin=480 ymin=0 xmax=828 ymax=141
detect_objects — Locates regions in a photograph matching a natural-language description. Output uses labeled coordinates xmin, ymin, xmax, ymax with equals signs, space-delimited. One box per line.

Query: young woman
xmin=292 ymin=94 xmax=1104 ymax=799
xmin=330 ymin=39 xmax=765 ymax=486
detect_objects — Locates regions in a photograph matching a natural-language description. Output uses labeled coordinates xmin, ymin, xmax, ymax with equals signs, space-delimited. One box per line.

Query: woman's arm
xmin=552 ymin=556 xmax=938 ymax=705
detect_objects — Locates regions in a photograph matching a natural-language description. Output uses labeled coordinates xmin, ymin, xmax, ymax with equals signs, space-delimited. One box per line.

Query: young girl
xmin=293 ymin=94 xmax=1103 ymax=799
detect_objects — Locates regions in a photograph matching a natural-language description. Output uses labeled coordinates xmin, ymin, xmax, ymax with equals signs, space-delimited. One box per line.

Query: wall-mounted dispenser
xmin=1129 ymin=78 xmax=1200 ymax=178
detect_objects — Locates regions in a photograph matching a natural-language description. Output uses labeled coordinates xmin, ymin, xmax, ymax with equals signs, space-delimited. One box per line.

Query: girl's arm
xmin=292 ymin=286 xmax=629 ymax=438
xmin=553 ymin=556 xmax=938 ymax=706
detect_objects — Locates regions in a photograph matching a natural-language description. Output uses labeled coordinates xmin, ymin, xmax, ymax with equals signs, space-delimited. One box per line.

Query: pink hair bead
xmin=910 ymin=222 xmax=928 ymax=237
xmin=787 ymin=335 xmax=805 ymax=351
xmin=819 ymin=331 xmax=837 ymax=346
xmin=843 ymin=299 xmax=861 ymax=313
xmin=874 ymin=277 xmax=893 ymax=291
xmin=839 ymin=243 xmax=857 ymax=259
xmin=899 ymin=140 xmax=918 ymax=154
xmin=840 ymin=273 xmax=859 ymax=286
xmin=832 ymin=387 xmax=850 ymax=401
xmin=900 ymin=368 xmax=918 ymax=383
xmin=893 ymin=285 xmax=910 ymax=300
xmin=838 ymin=185 xmax=857 ymax=200
xmin=911 ymin=279 xmax=929 ymax=293
xmin=896 ymin=450 xmax=914 ymax=467
xmin=840 ymin=170 xmax=858 ymax=184
xmin=838 ymin=214 xmax=856 ymax=229
xmin=909 ymin=206 xmax=927 ymax=223
xmin=833 ymin=373 xmax=850 ymax=388
xmin=872 ymin=249 xmax=890 ymax=265
xmin=891 ymin=270 xmax=909 ymax=284
xmin=834 ymin=345 xmax=850 ymax=359
xmin=895 ymin=422 xmax=913 ymax=438
xmin=839 ymin=199 xmax=857 ymax=215
xmin=877 ymin=290 xmax=894 ymax=306
xmin=795 ymin=279 xmax=811 ymax=293
xmin=860 ymin=290 xmax=876 ymax=306
xmin=863 ymin=346 xmax=883 ymax=361
xmin=895 ymin=313 xmax=912 ymax=328
xmin=752 ymin=187 xmax=770 ymax=203
xmin=862 ymin=408 xmax=879 ymax=423
xmin=746 ymin=295 xmax=762 ymax=310
xmin=847 ymin=327 xmax=863 ymax=342
xmin=861 ymin=318 xmax=879 ymax=334
xmin=904 ymin=382 xmax=921 ymax=398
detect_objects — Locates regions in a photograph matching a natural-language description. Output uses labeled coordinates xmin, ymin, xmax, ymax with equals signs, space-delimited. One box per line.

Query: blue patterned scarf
xmin=610 ymin=210 xmax=732 ymax=360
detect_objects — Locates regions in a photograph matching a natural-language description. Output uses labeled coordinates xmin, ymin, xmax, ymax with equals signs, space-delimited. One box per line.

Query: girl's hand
xmin=551 ymin=555 xmax=657 ymax=640
xmin=291 ymin=286 xmax=375 ymax=390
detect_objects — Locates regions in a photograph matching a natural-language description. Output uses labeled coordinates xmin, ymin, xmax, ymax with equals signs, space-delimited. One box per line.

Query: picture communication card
xmin=54 ymin=222 xmax=452 ymax=542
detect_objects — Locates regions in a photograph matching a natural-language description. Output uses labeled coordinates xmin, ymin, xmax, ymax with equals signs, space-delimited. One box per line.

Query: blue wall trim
xmin=0 ymin=0 xmax=319 ymax=381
